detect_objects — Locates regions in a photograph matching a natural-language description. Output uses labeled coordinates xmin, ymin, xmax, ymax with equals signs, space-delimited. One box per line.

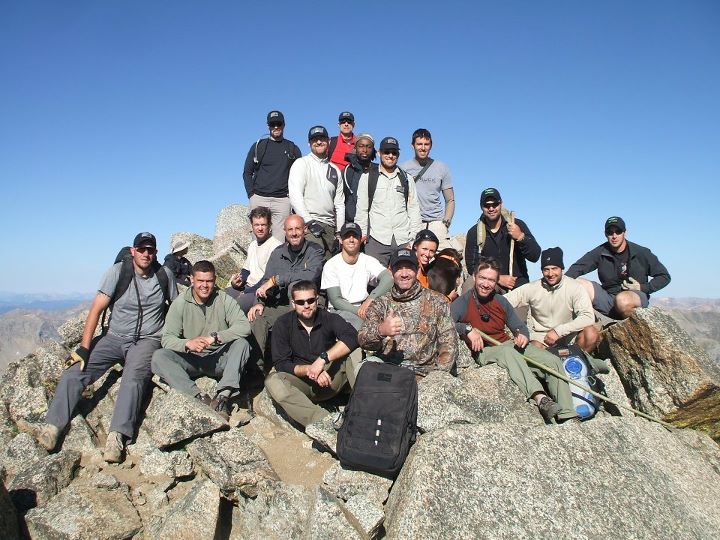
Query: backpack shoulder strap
xmin=368 ymin=167 xmax=380 ymax=209
xmin=327 ymin=136 xmax=338 ymax=161
xmin=154 ymin=264 xmax=171 ymax=306
xmin=412 ymin=158 xmax=434 ymax=183
xmin=326 ymin=163 xmax=339 ymax=187
xmin=397 ymin=168 xmax=410 ymax=207
xmin=112 ymin=257 xmax=135 ymax=306
xmin=253 ymin=138 xmax=269 ymax=170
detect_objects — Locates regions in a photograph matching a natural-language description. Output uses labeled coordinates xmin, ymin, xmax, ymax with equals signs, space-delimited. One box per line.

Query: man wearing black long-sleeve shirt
xmin=464 ymin=188 xmax=541 ymax=292
xmin=264 ymin=280 xmax=359 ymax=427
xmin=243 ymin=110 xmax=302 ymax=240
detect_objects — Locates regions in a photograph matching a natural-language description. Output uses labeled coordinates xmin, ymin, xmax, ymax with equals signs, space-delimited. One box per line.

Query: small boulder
xmin=145 ymin=478 xmax=220 ymax=539
xmin=8 ymin=450 xmax=81 ymax=513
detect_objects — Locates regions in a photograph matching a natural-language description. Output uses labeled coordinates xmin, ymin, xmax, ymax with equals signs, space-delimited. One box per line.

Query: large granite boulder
xmin=145 ymin=479 xmax=220 ymax=540
xmin=385 ymin=417 xmax=720 ymax=538
xmin=8 ymin=450 xmax=81 ymax=513
xmin=600 ymin=307 xmax=720 ymax=440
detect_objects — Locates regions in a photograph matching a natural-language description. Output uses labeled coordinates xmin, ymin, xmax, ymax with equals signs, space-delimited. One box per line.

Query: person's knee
xmin=264 ymin=372 xmax=291 ymax=402
xmin=577 ymin=326 xmax=599 ymax=351
xmin=150 ymin=348 xmax=174 ymax=375
xmin=614 ymin=292 xmax=640 ymax=318
xmin=576 ymin=278 xmax=595 ymax=301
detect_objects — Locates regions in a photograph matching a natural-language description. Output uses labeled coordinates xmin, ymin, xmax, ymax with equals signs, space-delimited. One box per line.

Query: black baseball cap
xmin=541 ymin=247 xmax=564 ymax=269
xmin=604 ymin=216 xmax=626 ymax=233
xmin=267 ymin=110 xmax=285 ymax=125
xmin=414 ymin=229 xmax=439 ymax=248
xmin=390 ymin=248 xmax=418 ymax=272
xmin=133 ymin=232 xmax=157 ymax=249
xmin=339 ymin=222 xmax=362 ymax=237
xmin=308 ymin=125 xmax=329 ymax=140
xmin=379 ymin=137 xmax=400 ymax=152
xmin=338 ymin=111 xmax=354 ymax=123
xmin=480 ymin=188 xmax=502 ymax=205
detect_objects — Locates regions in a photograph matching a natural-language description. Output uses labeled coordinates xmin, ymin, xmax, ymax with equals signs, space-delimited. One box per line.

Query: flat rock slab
xmin=139 ymin=448 xmax=194 ymax=479
xmin=9 ymin=450 xmax=80 ymax=514
xmin=143 ymin=388 xmax=228 ymax=448
xmin=0 ymin=432 xmax=47 ymax=480
xmin=305 ymin=414 xmax=339 ymax=454
xmin=385 ymin=417 xmax=720 ymax=538
xmin=344 ymin=494 xmax=384 ymax=539
xmin=25 ymin=479 xmax=141 ymax=540
xmin=322 ymin=462 xmax=393 ymax=505
xmin=187 ymin=428 xmax=277 ymax=498
xmin=146 ymin=478 xmax=220 ymax=540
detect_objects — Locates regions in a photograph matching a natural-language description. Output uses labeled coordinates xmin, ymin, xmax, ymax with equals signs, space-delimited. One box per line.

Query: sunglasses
xmin=339 ymin=120 xmax=353 ymax=125
xmin=381 ymin=150 xmax=399 ymax=156
xmin=605 ymin=228 xmax=624 ymax=236
xmin=293 ymin=297 xmax=317 ymax=306
xmin=483 ymin=201 xmax=501 ymax=209
xmin=135 ymin=246 xmax=157 ymax=254
xmin=268 ymin=123 xmax=284 ymax=129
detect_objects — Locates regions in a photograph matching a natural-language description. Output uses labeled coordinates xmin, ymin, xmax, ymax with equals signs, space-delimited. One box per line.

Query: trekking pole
xmin=474 ymin=329 xmax=675 ymax=429
xmin=508 ymin=212 xmax=516 ymax=277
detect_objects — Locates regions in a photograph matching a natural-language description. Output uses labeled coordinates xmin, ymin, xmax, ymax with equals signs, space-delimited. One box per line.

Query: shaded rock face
xmin=146 ymin=479 xmax=221 ymax=539
xmin=385 ymin=418 xmax=720 ymax=539
xmin=600 ymin=307 xmax=720 ymax=440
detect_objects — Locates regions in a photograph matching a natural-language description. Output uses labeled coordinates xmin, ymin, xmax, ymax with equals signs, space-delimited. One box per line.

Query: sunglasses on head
xmin=293 ymin=297 xmax=317 ymax=306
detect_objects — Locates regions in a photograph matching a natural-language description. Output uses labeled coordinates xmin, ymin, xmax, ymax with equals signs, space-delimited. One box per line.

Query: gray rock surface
xmin=213 ymin=203 xmax=252 ymax=261
xmin=305 ymin=413 xmax=340 ymax=454
xmin=385 ymin=418 xmax=720 ymax=538
xmin=25 ymin=478 xmax=141 ymax=540
xmin=232 ymin=481 xmax=314 ymax=539
xmin=143 ymin=388 xmax=228 ymax=448
xmin=8 ymin=450 xmax=80 ymax=513
xmin=57 ymin=311 xmax=92 ymax=347
xmin=186 ymin=428 xmax=277 ymax=498
xmin=322 ymin=462 xmax=392 ymax=505
xmin=254 ymin=388 xmax=298 ymax=431
xmin=0 ymin=432 xmax=47 ymax=480
xmin=139 ymin=448 xmax=194 ymax=479
xmin=344 ymin=494 xmax=384 ymax=539
xmin=305 ymin=486 xmax=362 ymax=540
xmin=170 ymin=232 xmax=214 ymax=265
xmin=146 ymin=478 xmax=220 ymax=540
xmin=62 ymin=415 xmax=102 ymax=463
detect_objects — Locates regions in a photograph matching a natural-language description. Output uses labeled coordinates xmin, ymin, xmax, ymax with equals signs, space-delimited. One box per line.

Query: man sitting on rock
xmin=264 ymin=280 xmax=359 ymax=427
xmin=247 ymin=214 xmax=324 ymax=363
xmin=151 ymin=260 xmax=251 ymax=419
xmin=505 ymin=247 xmax=599 ymax=353
xmin=451 ymin=256 xmax=579 ymax=423
xmin=358 ymin=247 xmax=457 ymax=377
xmin=37 ymin=232 xmax=177 ymax=462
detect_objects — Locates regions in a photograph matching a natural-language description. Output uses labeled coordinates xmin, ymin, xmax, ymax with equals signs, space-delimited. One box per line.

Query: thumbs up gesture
xmin=379 ymin=308 xmax=404 ymax=337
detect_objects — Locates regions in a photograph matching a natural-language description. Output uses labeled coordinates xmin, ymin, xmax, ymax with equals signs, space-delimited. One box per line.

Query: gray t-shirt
xmin=99 ymin=263 xmax=177 ymax=339
xmin=401 ymin=158 xmax=453 ymax=221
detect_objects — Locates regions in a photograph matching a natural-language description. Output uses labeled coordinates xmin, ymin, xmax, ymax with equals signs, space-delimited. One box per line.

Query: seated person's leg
xmin=522 ymin=345 xmax=577 ymax=420
xmin=613 ymin=290 xmax=647 ymax=319
xmin=265 ymin=371 xmax=328 ymax=427
xmin=589 ymin=281 xmax=615 ymax=316
xmin=151 ymin=348 xmax=204 ymax=396
xmin=575 ymin=325 xmax=600 ymax=353
xmin=213 ymin=338 xmax=251 ymax=396
xmin=479 ymin=341 xmax=545 ymax=398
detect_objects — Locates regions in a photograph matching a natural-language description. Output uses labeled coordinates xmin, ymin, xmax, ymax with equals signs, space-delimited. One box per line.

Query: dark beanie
xmin=541 ymin=247 xmax=564 ymax=269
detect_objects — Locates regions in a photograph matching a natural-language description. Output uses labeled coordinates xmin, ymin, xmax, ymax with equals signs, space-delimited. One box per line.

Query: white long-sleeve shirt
xmin=243 ymin=236 xmax=283 ymax=287
xmin=288 ymin=153 xmax=345 ymax=231
xmin=355 ymin=167 xmax=422 ymax=245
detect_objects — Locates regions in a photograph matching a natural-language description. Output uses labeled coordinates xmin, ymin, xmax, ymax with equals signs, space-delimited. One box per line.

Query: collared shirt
xmin=271 ymin=309 xmax=358 ymax=374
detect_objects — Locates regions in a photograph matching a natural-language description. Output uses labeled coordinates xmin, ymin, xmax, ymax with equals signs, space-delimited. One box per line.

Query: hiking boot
xmin=103 ymin=431 xmax=125 ymax=463
xmin=537 ymin=396 xmax=560 ymax=423
xmin=211 ymin=395 xmax=232 ymax=420
xmin=37 ymin=423 xmax=60 ymax=451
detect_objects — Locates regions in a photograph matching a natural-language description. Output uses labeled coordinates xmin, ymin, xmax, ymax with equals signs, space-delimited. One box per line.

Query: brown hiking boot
xmin=103 ymin=431 xmax=125 ymax=463
xmin=37 ymin=424 xmax=61 ymax=451
xmin=537 ymin=396 xmax=560 ymax=423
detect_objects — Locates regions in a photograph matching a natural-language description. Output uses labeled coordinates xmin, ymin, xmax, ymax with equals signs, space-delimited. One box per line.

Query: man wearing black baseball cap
xmin=355 ymin=137 xmax=422 ymax=266
xmin=243 ymin=110 xmax=302 ymax=241
xmin=288 ymin=125 xmax=345 ymax=261
xmin=358 ymin=247 xmax=457 ymax=377
xmin=37 ymin=232 xmax=177 ymax=462
xmin=566 ymin=216 xmax=671 ymax=319
xmin=464 ymin=187 xmax=541 ymax=293
xmin=328 ymin=111 xmax=356 ymax=169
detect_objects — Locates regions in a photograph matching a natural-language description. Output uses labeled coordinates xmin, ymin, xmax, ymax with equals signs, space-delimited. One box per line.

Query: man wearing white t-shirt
xmin=226 ymin=206 xmax=282 ymax=312
xmin=321 ymin=222 xmax=393 ymax=330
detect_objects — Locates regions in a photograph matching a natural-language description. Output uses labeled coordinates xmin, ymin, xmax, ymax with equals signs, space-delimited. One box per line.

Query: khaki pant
xmin=304 ymin=221 xmax=337 ymax=262
xmin=424 ymin=220 xmax=462 ymax=251
xmin=264 ymin=349 xmax=361 ymax=427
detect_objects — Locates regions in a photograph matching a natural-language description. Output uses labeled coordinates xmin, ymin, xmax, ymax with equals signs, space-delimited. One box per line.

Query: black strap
xmin=412 ymin=158 xmax=434 ymax=183
xmin=368 ymin=168 xmax=409 ymax=210
xmin=327 ymin=136 xmax=338 ymax=162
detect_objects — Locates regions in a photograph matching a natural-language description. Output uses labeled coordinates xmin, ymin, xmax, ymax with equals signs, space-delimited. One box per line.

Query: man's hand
xmin=498 ymin=275 xmax=517 ymax=290
xmin=315 ymin=371 xmax=332 ymax=387
xmin=543 ymin=329 xmax=560 ymax=347
xmin=230 ymin=273 xmax=246 ymax=290
xmin=186 ymin=336 xmax=212 ymax=353
xmin=306 ymin=358 xmax=325 ymax=381
xmin=358 ymin=297 xmax=374 ymax=320
xmin=506 ymin=221 xmax=524 ymax=241
xmin=622 ymin=277 xmax=642 ymax=291
xmin=255 ymin=279 xmax=274 ymax=299
xmin=361 ymin=235 xmax=368 ymax=245
xmin=247 ymin=303 xmax=264 ymax=322
xmin=378 ymin=309 xmax=403 ymax=337
xmin=513 ymin=333 xmax=529 ymax=349
xmin=306 ymin=220 xmax=324 ymax=238
xmin=466 ymin=328 xmax=484 ymax=353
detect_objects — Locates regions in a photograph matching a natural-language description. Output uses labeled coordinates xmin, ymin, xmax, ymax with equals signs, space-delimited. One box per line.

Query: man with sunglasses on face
xmin=36 ymin=232 xmax=177 ymax=461
xmin=355 ymin=137 xmax=422 ymax=267
xmin=243 ymin=110 xmax=302 ymax=241
xmin=566 ymin=216 xmax=670 ymax=319
xmin=328 ymin=111 xmax=356 ymax=169
xmin=288 ymin=125 xmax=345 ymax=261
xmin=465 ymin=188 xmax=541 ymax=293
xmin=264 ymin=280 xmax=359 ymax=428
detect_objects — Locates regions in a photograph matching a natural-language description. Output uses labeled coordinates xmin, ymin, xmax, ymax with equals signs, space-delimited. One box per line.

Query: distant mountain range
xmin=0 ymin=291 xmax=93 ymax=315
xmin=653 ymin=297 xmax=720 ymax=366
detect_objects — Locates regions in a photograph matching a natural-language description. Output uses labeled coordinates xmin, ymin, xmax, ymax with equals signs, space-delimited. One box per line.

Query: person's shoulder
xmin=305 ymin=241 xmax=324 ymax=256
xmin=323 ymin=253 xmax=343 ymax=269
xmin=423 ymin=287 xmax=451 ymax=306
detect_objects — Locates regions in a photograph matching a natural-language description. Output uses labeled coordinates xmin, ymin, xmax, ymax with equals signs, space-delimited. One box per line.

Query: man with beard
xmin=264 ymin=280 xmax=359 ymax=427
xmin=152 ymin=260 xmax=251 ymax=420
xmin=342 ymin=133 xmax=377 ymax=223
xmin=451 ymin=256 xmax=579 ymax=423
xmin=358 ymin=248 xmax=457 ymax=377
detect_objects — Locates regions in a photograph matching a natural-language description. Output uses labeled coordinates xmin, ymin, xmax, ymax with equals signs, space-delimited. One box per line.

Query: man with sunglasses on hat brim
xmin=264 ymin=280 xmax=359 ymax=427
xmin=565 ymin=216 xmax=670 ymax=319
xmin=451 ymin=256 xmax=579 ymax=424
xmin=465 ymin=188 xmax=541 ymax=293
xmin=36 ymin=232 xmax=178 ymax=461
xmin=328 ymin=111 xmax=357 ymax=169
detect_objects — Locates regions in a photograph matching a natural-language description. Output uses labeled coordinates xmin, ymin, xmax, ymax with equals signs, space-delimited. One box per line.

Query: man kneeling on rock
xmin=265 ymin=280 xmax=359 ymax=427
xmin=451 ymin=256 xmax=579 ymax=423
xmin=152 ymin=260 xmax=251 ymax=420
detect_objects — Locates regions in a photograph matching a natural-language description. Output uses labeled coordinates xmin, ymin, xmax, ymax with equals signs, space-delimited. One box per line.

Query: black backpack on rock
xmin=336 ymin=362 xmax=418 ymax=478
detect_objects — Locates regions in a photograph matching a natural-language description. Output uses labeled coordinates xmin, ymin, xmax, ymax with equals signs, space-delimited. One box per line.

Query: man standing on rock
xmin=451 ymin=256 xmax=579 ymax=423
xmin=288 ymin=125 xmax=345 ymax=261
xmin=328 ymin=111 xmax=356 ymax=169
xmin=151 ymin=260 xmax=251 ymax=420
xmin=38 ymin=232 xmax=177 ymax=462
xmin=566 ymin=216 xmax=671 ymax=319
xmin=505 ymin=247 xmax=599 ymax=353
xmin=401 ymin=128 xmax=457 ymax=250
xmin=243 ymin=110 xmax=302 ymax=240
xmin=342 ymin=133 xmax=377 ymax=223
xmin=358 ymin=247 xmax=457 ymax=377
xmin=265 ymin=280 xmax=359 ymax=427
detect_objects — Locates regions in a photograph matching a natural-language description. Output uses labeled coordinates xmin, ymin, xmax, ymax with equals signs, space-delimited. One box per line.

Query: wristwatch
xmin=464 ymin=324 xmax=473 ymax=336
xmin=210 ymin=332 xmax=219 ymax=345
xmin=319 ymin=351 xmax=330 ymax=364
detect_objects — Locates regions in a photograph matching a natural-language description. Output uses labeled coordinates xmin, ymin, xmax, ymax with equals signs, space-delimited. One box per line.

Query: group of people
xmin=34 ymin=110 xmax=671 ymax=462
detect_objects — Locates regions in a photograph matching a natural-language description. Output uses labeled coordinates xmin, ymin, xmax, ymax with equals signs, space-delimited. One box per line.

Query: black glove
xmin=64 ymin=346 xmax=90 ymax=371
xmin=306 ymin=220 xmax=324 ymax=238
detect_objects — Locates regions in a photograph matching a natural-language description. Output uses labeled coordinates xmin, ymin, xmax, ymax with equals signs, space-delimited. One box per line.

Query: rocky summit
xmin=1 ymin=204 xmax=719 ymax=539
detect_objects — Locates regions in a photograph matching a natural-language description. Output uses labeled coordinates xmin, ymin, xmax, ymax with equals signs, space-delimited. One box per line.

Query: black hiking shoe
xmin=211 ymin=395 xmax=232 ymax=420
xmin=537 ymin=396 xmax=560 ymax=423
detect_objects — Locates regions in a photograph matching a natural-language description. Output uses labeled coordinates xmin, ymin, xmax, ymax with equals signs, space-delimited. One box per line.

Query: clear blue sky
xmin=1 ymin=1 xmax=718 ymax=298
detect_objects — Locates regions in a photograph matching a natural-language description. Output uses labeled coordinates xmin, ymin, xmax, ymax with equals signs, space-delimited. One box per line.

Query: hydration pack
xmin=548 ymin=344 xmax=602 ymax=419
